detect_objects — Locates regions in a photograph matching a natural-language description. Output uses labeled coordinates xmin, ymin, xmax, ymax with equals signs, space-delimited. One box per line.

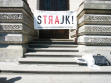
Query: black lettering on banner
xmin=61 ymin=16 xmax=64 ymax=24
xmin=72 ymin=16 xmax=74 ymax=24
xmin=66 ymin=16 xmax=70 ymax=24
xmin=37 ymin=15 xmax=42 ymax=24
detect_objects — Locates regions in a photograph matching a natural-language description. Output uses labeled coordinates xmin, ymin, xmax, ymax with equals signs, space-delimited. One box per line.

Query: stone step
xmin=20 ymin=40 xmax=80 ymax=67
xmin=29 ymin=44 xmax=78 ymax=48
xmin=27 ymin=48 xmax=79 ymax=52
xmin=1 ymin=63 xmax=111 ymax=74
xmin=30 ymin=41 xmax=76 ymax=44
xmin=34 ymin=39 xmax=74 ymax=41
xmin=18 ymin=58 xmax=78 ymax=64
xmin=24 ymin=52 xmax=82 ymax=57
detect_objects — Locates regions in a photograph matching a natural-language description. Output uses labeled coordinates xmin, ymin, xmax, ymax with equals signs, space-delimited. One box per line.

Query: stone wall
xmin=77 ymin=1 xmax=111 ymax=45
xmin=77 ymin=1 xmax=111 ymax=62
xmin=0 ymin=0 xmax=35 ymax=62
xmin=27 ymin=0 xmax=39 ymax=39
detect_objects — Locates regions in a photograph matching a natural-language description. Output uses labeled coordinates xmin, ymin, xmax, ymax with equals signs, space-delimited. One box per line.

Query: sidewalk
xmin=0 ymin=74 xmax=111 ymax=83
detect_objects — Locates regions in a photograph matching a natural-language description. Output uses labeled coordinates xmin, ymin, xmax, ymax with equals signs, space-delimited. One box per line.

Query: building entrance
xmin=39 ymin=0 xmax=69 ymax=39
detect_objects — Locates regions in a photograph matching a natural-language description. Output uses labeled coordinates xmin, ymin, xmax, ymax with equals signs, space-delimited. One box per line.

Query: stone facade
xmin=0 ymin=0 xmax=35 ymax=62
xmin=77 ymin=1 xmax=111 ymax=62
xmin=1 ymin=0 xmax=111 ymax=62
xmin=77 ymin=1 xmax=111 ymax=45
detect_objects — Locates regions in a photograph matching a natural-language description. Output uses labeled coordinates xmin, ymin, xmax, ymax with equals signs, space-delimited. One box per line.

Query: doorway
xmin=39 ymin=0 xmax=69 ymax=39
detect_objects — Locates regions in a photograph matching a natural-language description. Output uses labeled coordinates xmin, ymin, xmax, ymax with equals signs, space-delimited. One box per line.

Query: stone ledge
xmin=77 ymin=35 xmax=111 ymax=45
xmin=0 ymin=13 xmax=33 ymax=27
xmin=77 ymin=1 xmax=111 ymax=16
xmin=0 ymin=0 xmax=33 ymax=17
xmin=0 ymin=0 xmax=23 ymax=7
xmin=70 ymin=30 xmax=77 ymax=38
xmin=0 ymin=23 xmax=34 ymax=35
xmin=78 ymin=14 xmax=111 ymax=24
xmin=0 ymin=13 xmax=23 ymax=19
xmin=0 ymin=20 xmax=33 ymax=29
xmin=0 ymin=34 xmax=33 ymax=44
xmin=0 ymin=8 xmax=33 ymax=21
xmin=70 ymin=29 xmax=75 ymax=32
xmin=78 ymin=25 xmax=111 ymax=35
xmin=78 ymin=14 xmax=111 ymax=27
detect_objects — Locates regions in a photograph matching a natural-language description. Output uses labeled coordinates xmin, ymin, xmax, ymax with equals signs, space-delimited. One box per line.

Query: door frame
xmin=39 ymin=0 xmax=70 ymax=39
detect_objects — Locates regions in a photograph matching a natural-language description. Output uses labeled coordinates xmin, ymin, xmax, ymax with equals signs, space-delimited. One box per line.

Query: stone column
xmin=77 ymin=1 xmax=111 ymax=62
xmin=0 ymin=0 xmax=35 ymax=62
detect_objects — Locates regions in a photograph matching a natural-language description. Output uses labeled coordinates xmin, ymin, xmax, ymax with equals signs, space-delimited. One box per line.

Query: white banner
xmin=34 ymin=10 xmax=77 ymax=29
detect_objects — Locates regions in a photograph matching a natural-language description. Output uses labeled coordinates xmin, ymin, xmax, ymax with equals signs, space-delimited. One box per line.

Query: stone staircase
xmin=19 ymin=39 xmax=82 ymax=66
xmin=1 ymin=39 xmax=111 ymax=75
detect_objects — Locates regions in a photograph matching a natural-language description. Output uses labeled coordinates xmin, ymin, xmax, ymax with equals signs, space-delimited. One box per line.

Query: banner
xmin=34 ymin=10 xmax=77 ymax=29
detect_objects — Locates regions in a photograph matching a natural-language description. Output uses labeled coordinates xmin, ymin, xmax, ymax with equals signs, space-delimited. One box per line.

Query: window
xmin=40 ymin=0 xmax=69 ymax=11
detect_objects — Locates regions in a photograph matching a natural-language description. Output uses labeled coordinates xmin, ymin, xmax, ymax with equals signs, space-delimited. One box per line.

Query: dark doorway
xmin=39 ymin=0 xmax=69 ymax=39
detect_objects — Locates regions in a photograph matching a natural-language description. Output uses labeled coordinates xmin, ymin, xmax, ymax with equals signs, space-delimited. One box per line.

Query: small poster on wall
xmin=34 ymin=10 xmax=77 ymax=29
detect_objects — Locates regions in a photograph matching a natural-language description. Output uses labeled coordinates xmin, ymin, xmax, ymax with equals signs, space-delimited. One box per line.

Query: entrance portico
xmin=27 ymin=0 xmax=82 ymax=39
xmin=0 ymin=0 xmax=111 ymax=65
xmin=39 ymin=0 xmax=69 ymax=39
